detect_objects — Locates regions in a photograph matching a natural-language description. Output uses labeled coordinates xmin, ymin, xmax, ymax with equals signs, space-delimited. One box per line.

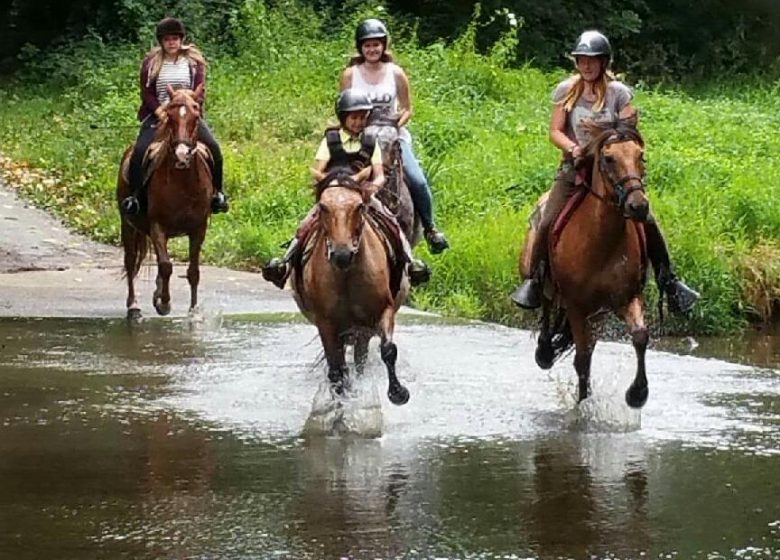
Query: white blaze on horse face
xmin=174 ymin=143 xmax=190 ymax=164
xmin=179 ymin=105 xmax=187 ymax=118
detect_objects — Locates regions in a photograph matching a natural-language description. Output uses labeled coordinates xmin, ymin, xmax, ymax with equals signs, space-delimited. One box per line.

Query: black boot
xmin=424 ymin=228 xmax=450 ymax=254
xmin=407 ymin=258 xmax=431 ymax=286
xmin=658 ymin=267 xmax=699 ymax=315
xmin=261 ymin=258 xmax=289 ymax=289
xmin=211 ymin=191 xmax=229 ymax=214
xmin=121 ymin=195 xmax=141 ymax=216
xmin=511 ymin=278 xmax=542 ymax=309
xmin=511 ymin=260 xmax=545 ymax=310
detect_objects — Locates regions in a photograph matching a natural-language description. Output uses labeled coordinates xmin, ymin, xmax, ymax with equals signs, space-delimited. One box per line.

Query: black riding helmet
xmin=156 ymin=17 xmax=186 ymax=42
xmin=571 ymin=30 xmax=612 ymax=59
xmin=336 ymin=89 xmax=373 ymax=125
xmin=355 ymin=18 xmax=388 ymax=52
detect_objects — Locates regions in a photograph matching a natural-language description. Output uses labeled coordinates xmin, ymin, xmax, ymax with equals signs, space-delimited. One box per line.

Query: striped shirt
xmin=156 ymin=58 xmax=192 ymax=105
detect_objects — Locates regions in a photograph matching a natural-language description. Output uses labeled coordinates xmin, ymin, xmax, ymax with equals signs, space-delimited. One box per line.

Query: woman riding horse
xmin=120 ymin=17 xmax=228 ymax=216
xmin=511 ymin=30 xmax=699 ymax=315
xmin=261 ymin=89 xmax=430 ymax=288
xmin=341 ymin=19 xmax=449 ymax=255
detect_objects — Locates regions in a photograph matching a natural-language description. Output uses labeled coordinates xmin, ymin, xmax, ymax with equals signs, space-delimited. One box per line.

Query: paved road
xmin=0 ymin=183 xmax=296 ymax=318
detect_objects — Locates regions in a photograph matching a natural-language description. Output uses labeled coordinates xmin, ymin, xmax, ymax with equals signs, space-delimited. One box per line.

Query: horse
xmin=365 ymin=115 xmax=422 ymax=247
xmin=290 ymin=171 xmax=411 ymax=405
xmin=116 ymin=84 xmax=214 ymax=320
xmin=520 ymin=116 xmax=652 ymax=408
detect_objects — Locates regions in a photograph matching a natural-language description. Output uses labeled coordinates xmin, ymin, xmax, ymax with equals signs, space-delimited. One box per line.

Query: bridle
xmin=587 ymin=135 xmax=647 ymax=211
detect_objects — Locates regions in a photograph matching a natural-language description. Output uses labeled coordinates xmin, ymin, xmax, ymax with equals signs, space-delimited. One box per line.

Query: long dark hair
xmin=349 ymin=50 xmax=395 ymax=66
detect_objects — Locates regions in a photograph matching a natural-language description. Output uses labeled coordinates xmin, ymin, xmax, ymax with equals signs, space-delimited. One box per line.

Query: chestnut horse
xmin=290 ymin=172 xmax=411 ymax=405
xmin=116 ymin=85 xmax=214 ymax=320
xmin=520 ymin=117 xmax=652 ymax=408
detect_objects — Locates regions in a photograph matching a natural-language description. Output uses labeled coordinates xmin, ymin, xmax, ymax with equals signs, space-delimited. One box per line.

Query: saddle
xmin=121 ymin=141 xmax=213 ymax=189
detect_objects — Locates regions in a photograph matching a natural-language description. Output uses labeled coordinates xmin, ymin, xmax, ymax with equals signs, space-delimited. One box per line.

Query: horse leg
xmin=354 ymin=332 xmax=371 ymax=376
xmin=122 ymin=221 xmax=142 ymax=321
xmin=568 ymin=310 xmax=594 ymax=403
xmin=621 ymin=297 xmax=649 ymax=408
xmin=149 ymin=224 xmax=173 ymax=316
xmin=535 ymin=300 xmax=555 ymax=369
xmin=318 ymin=322 xmax=348 ymax=396
xmin=187 ymin=227 xmax=206 ymax=312
xmin=378 ymin=306 xmax=409 ymax=405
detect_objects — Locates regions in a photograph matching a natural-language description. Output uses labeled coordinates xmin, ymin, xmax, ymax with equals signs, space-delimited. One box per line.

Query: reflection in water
xmin=0 ymin=317 xmax=779 ymax=559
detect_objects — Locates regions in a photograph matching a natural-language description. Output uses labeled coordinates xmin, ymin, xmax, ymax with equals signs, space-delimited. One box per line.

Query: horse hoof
xmin=154 ymin=299 xmax=171 ymax=316
xmin=625 ymin=385 xmax=649 ymax=409
xmin=388 ymin=385 xmax=410 ymax=406
xmin=127 ymin=308 xmax=142 ymax=321
xmin=535 ymin=344 xmax=555 ymax=370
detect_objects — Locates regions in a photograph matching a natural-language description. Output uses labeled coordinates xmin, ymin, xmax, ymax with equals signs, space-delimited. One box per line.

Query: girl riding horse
xmin=511 ymin=30 xmax=699 ymax=315
xmin=120 ymin=17 xmax=228 ymax=216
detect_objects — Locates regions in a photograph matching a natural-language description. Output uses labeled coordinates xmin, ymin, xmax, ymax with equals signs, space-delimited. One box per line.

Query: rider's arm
xmin=619 ymin=103 xmax=637 ymax=121
xmin=339 ymin=67 xmax=353 ymax=91
xmin=394 ymin=66 xmax=413 ymax=128
xmin=140 ymin=58 xmax=161 ymax=116
xmin=550 ymin=103 xmax=581 ymax=158
xmin=311 ymin=138 xmax=329 ymax=182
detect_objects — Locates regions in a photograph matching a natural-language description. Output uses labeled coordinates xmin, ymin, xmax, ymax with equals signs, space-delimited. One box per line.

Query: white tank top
xmin=156 ymin=58 xmax=192 ymax=105
xmin=351 ymin=63 xmax=411 ymax=143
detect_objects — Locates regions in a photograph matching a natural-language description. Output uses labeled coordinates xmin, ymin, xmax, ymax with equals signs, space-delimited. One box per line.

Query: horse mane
xmin=581 ymin=115 xmax=644 ymax=162
xmin=314 ymin=169 xmax=364 ymax=200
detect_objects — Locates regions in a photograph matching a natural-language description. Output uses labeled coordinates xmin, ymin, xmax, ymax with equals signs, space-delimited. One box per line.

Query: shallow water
xmin=0 ymin=315 xmax=778 ymax=559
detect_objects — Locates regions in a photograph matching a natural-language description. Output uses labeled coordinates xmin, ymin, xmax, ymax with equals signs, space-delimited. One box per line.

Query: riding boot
xmin=424 ymin=227 xmax=450 ymax=254
xmin=121 ymin=195 xmax=141 ymax=216
xmin=211 ymin=191 xmax=229 ymax=214
xmin=656 ymin=265 xmax=700 ymax=315
xmin=261 ymin=238 xmax=299 ymax=289
xmin=511 ymin=260 xmax=545 ymax=310
xmin=399 ymin=223 xmax=431 ymax=286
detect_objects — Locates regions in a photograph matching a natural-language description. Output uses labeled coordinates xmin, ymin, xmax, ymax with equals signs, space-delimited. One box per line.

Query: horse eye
xmin=604 ymin=155 xmax=616 ymax=165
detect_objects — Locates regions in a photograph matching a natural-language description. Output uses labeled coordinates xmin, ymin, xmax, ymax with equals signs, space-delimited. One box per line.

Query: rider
xmin=511 ymin=30 xmax=699 ymax=314
xmin=120 ymin=17 xmax=228 ymax=216
xmin=261 ymin=88 xmax=431 ymax=289
xmin=340 ymin=18 xmax=450 ymax=255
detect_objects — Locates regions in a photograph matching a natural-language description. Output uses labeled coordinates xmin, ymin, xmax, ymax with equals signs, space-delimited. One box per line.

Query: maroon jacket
xmin=137 ymin=55 xmax=206 ymax=121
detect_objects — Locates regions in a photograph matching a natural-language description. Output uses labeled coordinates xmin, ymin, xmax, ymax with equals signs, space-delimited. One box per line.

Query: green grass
xmin=0 ymin=4 xmax=777 ymax=335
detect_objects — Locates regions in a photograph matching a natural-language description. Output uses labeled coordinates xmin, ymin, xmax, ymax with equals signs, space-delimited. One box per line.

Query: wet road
xmin=1 ymin=315 xmax=778 ymax=559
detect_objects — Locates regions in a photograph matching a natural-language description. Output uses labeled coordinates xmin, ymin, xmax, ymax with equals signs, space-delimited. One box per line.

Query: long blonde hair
xmin=561 ymin=65 xmax=616 ymax=113
xmin=144 ymin=44 xmax=207 ymax=85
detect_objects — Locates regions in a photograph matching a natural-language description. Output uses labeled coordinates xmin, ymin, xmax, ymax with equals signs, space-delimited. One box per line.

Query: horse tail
xmin=121 ymin=224 xmax=150 ymax=280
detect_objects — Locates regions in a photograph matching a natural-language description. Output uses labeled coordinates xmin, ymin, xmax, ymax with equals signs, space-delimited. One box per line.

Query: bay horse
xmin=116 ymin=84 xmax=214 ymax=320
xmin=290 ymin=172 xmax=411 ymax=405
xmin=520 ymin=116 xmax=652 ymax=408
xmin=365 ymin=116 xmax=422 ymax=247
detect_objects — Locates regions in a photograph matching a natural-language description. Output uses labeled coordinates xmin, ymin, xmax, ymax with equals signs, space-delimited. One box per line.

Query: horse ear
xmin=193 ymin=83 xmax=204 ymax=101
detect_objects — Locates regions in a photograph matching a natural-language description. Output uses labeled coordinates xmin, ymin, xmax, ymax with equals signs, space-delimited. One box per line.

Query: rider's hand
xmin=569 ymin=144 xmax=583 ymax=159
xmin=154 ymin=106 xmax=168 ymax=125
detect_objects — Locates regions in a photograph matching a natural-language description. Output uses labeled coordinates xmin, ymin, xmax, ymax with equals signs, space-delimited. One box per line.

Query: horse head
xmin=163 ymin=83 xmax=203 ymax=169
xmin=583 ymin=116 xmax=649 ymax=222
xmin=315 ymin=172 xmax=379 ymax=270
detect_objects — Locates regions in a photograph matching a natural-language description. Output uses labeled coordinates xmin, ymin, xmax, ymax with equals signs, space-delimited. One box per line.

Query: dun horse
xmin=520 ymin=117 xmax=652 ymax=407
xmin=116 ymin=85 xmax=214 ymax=320
xmin=291 ymin=172 xmax=411 ymax=405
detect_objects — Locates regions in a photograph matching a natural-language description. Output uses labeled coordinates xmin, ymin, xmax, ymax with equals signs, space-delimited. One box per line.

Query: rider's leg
xmin=511 ymin=162 xmax=578 ymax=309
xmin=198 ymin=121 xmax=228 ymax=213
xmin=645 ymin=217 xmax=699 ymax=314
xmin=122 ymin=118 xmax=158 ymax=215
xmin=261 ymin=206 xmax=320 ymax=289
xmin=400 ymin=139 xmax=449 ymax=254
xmin=367 ymin=197 xmax=431 ymax=286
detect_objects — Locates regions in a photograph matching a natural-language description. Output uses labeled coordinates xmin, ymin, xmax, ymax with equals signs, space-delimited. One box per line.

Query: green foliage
xmin=0 ymin=0 xmax=777 ymax=334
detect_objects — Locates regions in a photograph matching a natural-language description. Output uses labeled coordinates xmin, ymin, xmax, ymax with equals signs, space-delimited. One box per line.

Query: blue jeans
xmin=400 ymin=139 xmax=435 ymax=230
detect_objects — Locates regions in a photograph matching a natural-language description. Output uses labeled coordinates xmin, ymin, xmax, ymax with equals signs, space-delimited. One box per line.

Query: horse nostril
xmin=330 ymin=248 xmax=353 ymax=269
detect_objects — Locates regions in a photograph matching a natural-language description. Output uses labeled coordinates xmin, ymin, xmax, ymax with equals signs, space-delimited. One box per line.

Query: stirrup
xmin=425 ymin=229 xmax=450 ymax=254
xmin=121 ymin=195 xmax=140 ymax=216
xmin=666 ymin=279 xmax=700 ymax=315
xmin=211 ymin=192 xmax=229 ymax=214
